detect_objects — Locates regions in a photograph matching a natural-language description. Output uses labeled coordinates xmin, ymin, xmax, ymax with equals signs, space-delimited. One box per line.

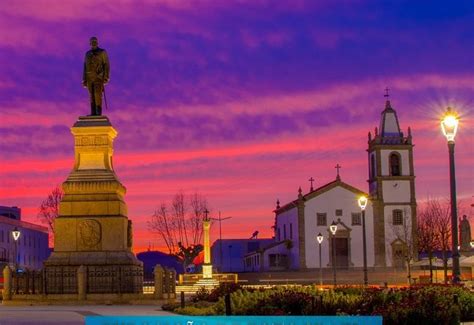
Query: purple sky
xmin=0 ymin=1 xmax=473 ymax=252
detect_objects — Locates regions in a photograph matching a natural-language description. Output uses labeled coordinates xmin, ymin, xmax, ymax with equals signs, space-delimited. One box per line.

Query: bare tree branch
xmin=148 ymin=191 xmax=209 ymax=268
xmin=37 ymin=186 xmax=63 ymax=234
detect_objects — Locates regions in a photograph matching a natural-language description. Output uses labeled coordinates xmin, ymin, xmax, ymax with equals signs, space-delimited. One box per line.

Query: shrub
xmin=174 ymin=305 xmax=217 ymax=316
xmin=174 ymin=283 xmax=474 ymax=323
xmin=190 ymin=286 xmax=211 ymax=303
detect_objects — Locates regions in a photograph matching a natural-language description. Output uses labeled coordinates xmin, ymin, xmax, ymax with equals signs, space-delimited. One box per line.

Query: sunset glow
xmin=0 ymin=1 xmax=473 ymax=254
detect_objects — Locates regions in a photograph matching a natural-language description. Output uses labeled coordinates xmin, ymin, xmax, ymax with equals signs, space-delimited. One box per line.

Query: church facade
xmin=247 ymin=98 xmax=417 ymax=271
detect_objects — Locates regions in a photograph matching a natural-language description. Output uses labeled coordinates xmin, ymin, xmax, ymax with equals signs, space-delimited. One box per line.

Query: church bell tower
xmin=367 ymin=94 xmax=417 ymax=267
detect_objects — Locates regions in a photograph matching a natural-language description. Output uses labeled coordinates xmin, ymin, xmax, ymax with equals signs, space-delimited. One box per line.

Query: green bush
xmin=173 ymin=284 xmax=474 ymax=323
xmin=174 ymin=305 xmax=217 ymax=316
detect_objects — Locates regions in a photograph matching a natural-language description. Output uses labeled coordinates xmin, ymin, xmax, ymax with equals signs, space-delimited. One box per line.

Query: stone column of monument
xmin=44 ymin=115 xmax=143 ymax=294
xmin=202 ymin=213 xmax=212 ymax=279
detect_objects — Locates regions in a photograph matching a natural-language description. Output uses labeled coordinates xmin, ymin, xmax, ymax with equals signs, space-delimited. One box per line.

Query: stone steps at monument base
xmin=176 ymin=278 xmax=220 ymax=294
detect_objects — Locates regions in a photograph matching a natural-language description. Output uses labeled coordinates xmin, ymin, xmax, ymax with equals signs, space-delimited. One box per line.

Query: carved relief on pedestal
xmin=77 ymin=136 xmax=108 ymax=147
xmin=78 ymin=219 xmax=102 ymax=250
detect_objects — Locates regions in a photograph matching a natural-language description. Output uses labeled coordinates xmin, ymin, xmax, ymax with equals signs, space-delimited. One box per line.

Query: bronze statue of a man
xmin=82 ymin=37 xmax=110 ymax=116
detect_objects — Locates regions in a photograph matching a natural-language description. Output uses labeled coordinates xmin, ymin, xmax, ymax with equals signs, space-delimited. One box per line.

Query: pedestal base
xmin=202 ymin=264 xmax=213 ymax=279
xmin=43 ymin=251 xmax=143 ymax=294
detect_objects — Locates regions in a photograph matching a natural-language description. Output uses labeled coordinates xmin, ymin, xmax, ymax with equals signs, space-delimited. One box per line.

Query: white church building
xmin=244 ymin=98 xmax=417 ymax=271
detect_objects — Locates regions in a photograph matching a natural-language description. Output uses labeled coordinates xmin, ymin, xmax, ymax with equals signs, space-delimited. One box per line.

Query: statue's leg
xmin=88 ymin=83 xmax=96 ymax=115
xmin=94 ymin=83 xmax=103 ymax=116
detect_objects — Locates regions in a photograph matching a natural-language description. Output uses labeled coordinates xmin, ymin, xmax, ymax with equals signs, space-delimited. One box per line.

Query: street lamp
xmin=316 ymin=233 xmax=324 ymax=286
xmin=330 ymin=221 xmax=338 ymax=287
xmin=358 ymin=195 xmax=369 ymax=286
xmin=440 ymin=107 xmax=461 ymax=283
xmin=12 ymin=227 xmax=21 ymax=270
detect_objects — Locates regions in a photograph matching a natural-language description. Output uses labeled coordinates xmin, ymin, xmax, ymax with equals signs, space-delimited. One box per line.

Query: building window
xmin=289 ymin=223 xmax=293 ymax=239
xmin=317 ymin=213 xmax=327 ymax=226
xmin=390 ymin=153 xmax=401 ymax=176
xmin=351 ymin=213 xmax=361 ymax=225
xmin=392 ymin=209 xmax=403 ymax=225
xmin=277 ymin=228 xmax=281 ymax=241
xmin=0 ymin=230 xmax=3 ymax=243
xmin=371 ymin=154 xmax=376 ymax=179
xmin=335 ymin=209 xmax=343 ymax=216
xmin=283 ymin=224 xmax=287 ymax=239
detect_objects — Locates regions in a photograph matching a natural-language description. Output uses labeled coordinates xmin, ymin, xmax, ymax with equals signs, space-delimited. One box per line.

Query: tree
xmin=417 ymin=200 xmax=441 ymax=283
xmin=417 ymin=197 xmax=465 ymax=284
xmin=37 ymin=186 xmax=63 ymax=241
xmin=175 ymin=242 xmax=203 ymax=273
xmin=390 ymin=207 xmax=415 ymax=285
xmin=433 ymin=200 xmax=451 ymax=284
xmin=148 ymin=191 xmax=209 ymax=271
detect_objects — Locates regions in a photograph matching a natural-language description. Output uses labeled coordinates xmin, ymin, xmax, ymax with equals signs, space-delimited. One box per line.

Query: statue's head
xmin=89 ymin=36 xmax=99 ymax=49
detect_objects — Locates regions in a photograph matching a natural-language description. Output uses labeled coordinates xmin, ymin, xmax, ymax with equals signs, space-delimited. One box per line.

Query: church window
xmin=371 ymin=154 xmax=376 ymax=179
xmin=390 ymin=153 xmax=401 ymax=176
xmin=277 ymin=228 xmax=281 ymax=241
xmin=335 ymin=209 xmax=343 ymax=216
xmin=290 ymin=223 xmax=293 ymax=239
xmin=0 ymin=230 xmax=3 ymax=242
xmin=283 ymin=224 xmax=287 ymax=239
xmin=392 ymin=210 xmax=403 ymax=225
xmin=351 ymin=213 xmax=361 ymax=225
xmin=317 ymin=213 xmax=327 ymax=226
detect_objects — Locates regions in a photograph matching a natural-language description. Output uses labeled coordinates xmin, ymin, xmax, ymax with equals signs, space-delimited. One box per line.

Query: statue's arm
xmin=103 ymin=51 xmax=110 ymax=83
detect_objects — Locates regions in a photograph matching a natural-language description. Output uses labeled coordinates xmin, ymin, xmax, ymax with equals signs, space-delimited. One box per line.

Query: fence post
xmin=77 ymin=265 xmax=87 ymax=301
xmin=3 ymin=266 xmax=12 ymax=301
xmin=42 ymin=268 xmax=47 ymax=295
xmin=180 ymin=291 xmax=185 ymax=308
xmin=170 ymin=269 xmax=176 ymax=298
xmin=154 ymin=265 xmax=164 ymax=299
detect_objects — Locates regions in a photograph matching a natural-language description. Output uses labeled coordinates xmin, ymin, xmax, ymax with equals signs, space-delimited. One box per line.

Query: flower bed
xmin=163 ymin=283 xmax=474 ymax=324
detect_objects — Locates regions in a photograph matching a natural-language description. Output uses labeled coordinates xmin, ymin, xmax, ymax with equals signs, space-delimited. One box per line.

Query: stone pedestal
xmin=44 ymin=116 xmax=143 ymax=294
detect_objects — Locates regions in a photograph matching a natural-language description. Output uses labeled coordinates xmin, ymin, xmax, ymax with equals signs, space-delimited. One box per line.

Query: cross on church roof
xmin=309 ymin=177 xmax=315 ymax=191
xmin=203 ymin=208 xmax=209 ymax=221
xmin=384 ymin=87 xmax=390 ymax=98
xmin=335 ymin=164 xmax=342 ymax=180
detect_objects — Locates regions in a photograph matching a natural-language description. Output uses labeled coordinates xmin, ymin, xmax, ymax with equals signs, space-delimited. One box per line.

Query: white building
xmin=0 ymin=206 xmax=50 ymax=271
xmin=250 ymin=98 xmax=416 ymax=271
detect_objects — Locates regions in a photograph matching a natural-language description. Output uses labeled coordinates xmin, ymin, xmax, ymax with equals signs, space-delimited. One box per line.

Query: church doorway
xmin=334 ymin=237 xmax=349 ymax=269
xmin=391 ymin=240 xmax=406 ymax=269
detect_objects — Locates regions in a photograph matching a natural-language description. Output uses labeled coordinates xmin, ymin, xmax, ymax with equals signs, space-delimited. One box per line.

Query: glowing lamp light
xmin=12 ymin=227 xmax=21 ymax=241
xmin=470 ymin=241 xmax=474 ymax=249
xmin=317 ymin=233 xmax=324 ymax=244
xmin=441 ymin=107 xmax=459 ymax=142
xmin=330 ymin=221 xmax=338 ymax=235
xmin=358 ymin=195 xmax=368 ymax=210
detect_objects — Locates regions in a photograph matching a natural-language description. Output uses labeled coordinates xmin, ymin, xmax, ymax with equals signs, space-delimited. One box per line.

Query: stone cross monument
xmin=202 ymin=209 xmax=213 ymax=279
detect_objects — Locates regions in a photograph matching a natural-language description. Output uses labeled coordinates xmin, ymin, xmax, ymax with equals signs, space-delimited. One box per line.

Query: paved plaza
xmin=0 ymin=305 xmax=174 ymax=325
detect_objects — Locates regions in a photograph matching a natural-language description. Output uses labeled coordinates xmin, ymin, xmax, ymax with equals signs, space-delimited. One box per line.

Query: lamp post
xmin=317 ymin=233 xmax=324 ymax=286
xmin=358 ymin=195 xmax=369 ymax=286
xmin=12 ymin=227 xmax=21 ymax=271
xmin=440 ymin=107 xmax=461 ymax=283
xmin=330 ymin=221 xmax=338 ymax=287
xmin=210 ymin=211 xmax=232 ymax=273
